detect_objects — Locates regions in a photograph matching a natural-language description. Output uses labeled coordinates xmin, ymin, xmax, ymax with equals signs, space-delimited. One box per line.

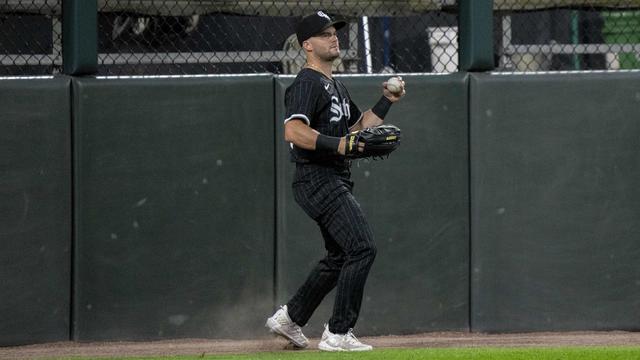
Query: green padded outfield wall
xmin=72 ymin=76 xmax=274 ymax=340
xmin=0 ymin=78 xmax=72 ymax=345
xmin=470 ymin=73 xmax=640 ymax=332
xmin=275 ymin=74 xmax=469 ymax=337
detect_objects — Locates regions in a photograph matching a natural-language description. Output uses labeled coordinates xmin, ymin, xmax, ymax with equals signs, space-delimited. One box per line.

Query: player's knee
xmin=350 ymin=242 xmax=377 ymax=262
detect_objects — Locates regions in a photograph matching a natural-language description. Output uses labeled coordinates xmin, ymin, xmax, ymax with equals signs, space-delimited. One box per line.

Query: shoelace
xmin=276 ymin=306 xmax=291 ymax=325
xmin=276 ymin=309 xmax=305 ymax=338
xmin=345 ymin=329 xmax=362 ymax=345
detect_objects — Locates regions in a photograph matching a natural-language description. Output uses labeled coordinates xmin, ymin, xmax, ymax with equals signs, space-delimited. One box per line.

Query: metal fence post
xmin=63 ymin=0 xmax=97 ymax=75
xmin=459 ymin=0 xmax=494 ymax=72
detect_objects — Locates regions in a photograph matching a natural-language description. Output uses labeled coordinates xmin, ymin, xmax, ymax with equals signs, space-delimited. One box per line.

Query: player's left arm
xmin=350 ymin=77 xmax=406 ymax=131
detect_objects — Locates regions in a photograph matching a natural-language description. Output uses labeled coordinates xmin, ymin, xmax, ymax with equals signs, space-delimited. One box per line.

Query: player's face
xmin=308 ymin=26 xmax=340 ymax=61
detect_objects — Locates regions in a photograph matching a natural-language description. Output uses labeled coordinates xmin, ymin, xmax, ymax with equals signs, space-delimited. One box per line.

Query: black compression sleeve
xmin=315 ymin=134 xmax=341 ymax=154
xmin=371 ymin=96 xmax=393 ymax=119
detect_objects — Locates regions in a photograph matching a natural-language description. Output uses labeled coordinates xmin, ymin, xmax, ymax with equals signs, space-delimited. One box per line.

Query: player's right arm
xmin=284 ymin=119 xmax=346 ymax=155
xmin=284 ymin=79 xmax=347 ymax=155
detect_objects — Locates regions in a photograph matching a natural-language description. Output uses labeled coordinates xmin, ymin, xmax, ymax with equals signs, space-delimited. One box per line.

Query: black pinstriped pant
xmin=286 ymin=163 xmax=377 ymax=334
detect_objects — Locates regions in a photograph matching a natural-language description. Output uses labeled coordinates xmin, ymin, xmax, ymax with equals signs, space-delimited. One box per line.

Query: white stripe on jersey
xmin=284 ymin=114 xmax=311 ymax=125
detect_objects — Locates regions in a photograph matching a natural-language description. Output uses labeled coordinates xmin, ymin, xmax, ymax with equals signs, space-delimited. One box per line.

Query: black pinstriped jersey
xmin=284 ymin=68 xmax=363 ymax=166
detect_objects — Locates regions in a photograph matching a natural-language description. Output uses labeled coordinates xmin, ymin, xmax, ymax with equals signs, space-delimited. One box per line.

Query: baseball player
xmin=265 ymin=11 xmax=405 ymax=352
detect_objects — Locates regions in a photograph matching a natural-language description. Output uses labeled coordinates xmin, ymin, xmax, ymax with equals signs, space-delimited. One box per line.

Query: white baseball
xmin=386 ymin=77 xmax=403 ymax=94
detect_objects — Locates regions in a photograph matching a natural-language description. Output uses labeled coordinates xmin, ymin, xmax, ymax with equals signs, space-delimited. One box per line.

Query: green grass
xmin=52 ymin=347 xmax=640 ymax=360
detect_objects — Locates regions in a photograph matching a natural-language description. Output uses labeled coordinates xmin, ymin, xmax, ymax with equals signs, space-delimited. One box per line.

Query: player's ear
xmin=302 ymin=40 xmax=313 ymax=52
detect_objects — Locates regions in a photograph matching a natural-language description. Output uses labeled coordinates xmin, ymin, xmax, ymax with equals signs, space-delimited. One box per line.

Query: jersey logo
xmin=324 ymin=83 xmax=331 ymax=92
xmin=317 ymin=11 xmax=331 ymax=21
xmin=329 ymin=96 xmax=351 ymax=123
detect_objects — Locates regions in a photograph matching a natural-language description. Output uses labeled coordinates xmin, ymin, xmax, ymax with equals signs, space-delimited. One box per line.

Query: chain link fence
xmin=97 ymin=1 xmax=459 ymax=75
xmin=0 ymin=0 xmax=62 ymax=75
xmin=3 ymin=1 xmax=640 ymax=75
xmin=495 ymin=0 xmax=640 ymax=72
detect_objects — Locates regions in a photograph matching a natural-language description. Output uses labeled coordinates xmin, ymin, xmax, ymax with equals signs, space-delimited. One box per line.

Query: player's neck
xmin=304 ymin=61 xmax=332 ymax=79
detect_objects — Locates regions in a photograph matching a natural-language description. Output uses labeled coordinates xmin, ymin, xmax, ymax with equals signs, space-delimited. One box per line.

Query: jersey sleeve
xmin=284 ymin=80 xmax=319 ymax=126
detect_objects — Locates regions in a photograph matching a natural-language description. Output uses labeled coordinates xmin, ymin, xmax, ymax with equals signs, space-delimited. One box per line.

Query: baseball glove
xmin=345 ymin=124 xmax=402 ymax=159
